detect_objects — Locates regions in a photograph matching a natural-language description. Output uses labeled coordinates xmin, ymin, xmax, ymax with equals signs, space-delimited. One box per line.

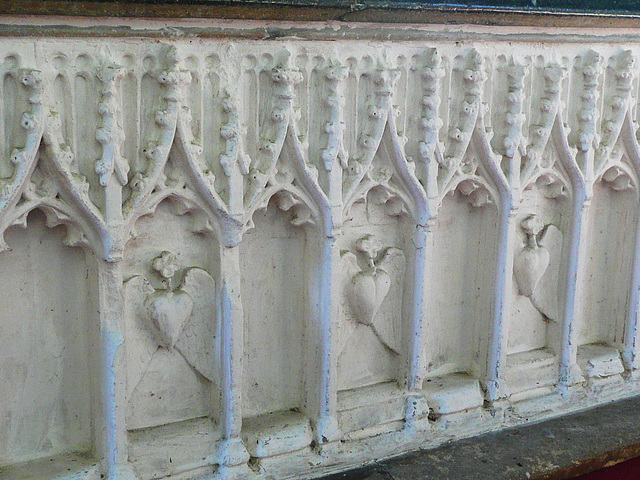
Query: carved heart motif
xmin=348 ymin=269 xmax=391 ymax=326
xmin=514 ymin=245 xmax=550 ymax=297
xmin=145 ymin=290 xmax=194 ymax=350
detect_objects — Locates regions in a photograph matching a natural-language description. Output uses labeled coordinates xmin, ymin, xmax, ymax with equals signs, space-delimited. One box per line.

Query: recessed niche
xmin=576 ymin=172 xmax=637 ymax=380
xmin=423 ymin=188 xmax=498 ymax=414
xmin=0 ymin=209 xmax=98 ymax=475
xmin=123 ymin=199 xmax=222 ymax=479
xmin=240 ymin=195 xmax=313 ymax=459
xmin=506 ymin=170 xmax=569 ymax=399
xmin=337 ymin=143 xmax=417 ymax=436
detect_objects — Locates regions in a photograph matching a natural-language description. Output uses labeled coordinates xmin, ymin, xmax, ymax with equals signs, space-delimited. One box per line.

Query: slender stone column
xmin=554 ymin=120 xmax=589 ymax=391
xmin=216 ymin=245 xmax=251 ymax=477
xmin=97 ymin=258 xmax=139 ymax=479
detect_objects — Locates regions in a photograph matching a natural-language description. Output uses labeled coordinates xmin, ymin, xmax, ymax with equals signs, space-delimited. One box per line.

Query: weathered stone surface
xmin=319 ymin=395 xmax=640 ymax=480
xmin=1 ymin=19 xmax=640 ymax=480
xmin=322 ymin=398 xmax=640 ymax=480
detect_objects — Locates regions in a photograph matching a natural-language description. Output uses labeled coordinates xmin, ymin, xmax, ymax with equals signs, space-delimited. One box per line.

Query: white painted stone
xmin=423 ymin=374 xmax=485 ymax=415
xmin=506 ymin=348 xmax=558 ymax=398
xmin=577 ymin=344 xmax=625 ymax=379
xmin=337 ymin=382 xmax=407 ymax=437
xmin=0 ymin=20 xmax=640 ymax=479
xmin=241 ymin=411 xmax=312 ymax=458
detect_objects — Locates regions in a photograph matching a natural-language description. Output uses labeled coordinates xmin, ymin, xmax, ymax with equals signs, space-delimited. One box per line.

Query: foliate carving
xmin=127 ymin=160 xmax=219 ymax=242
xmin=220 ymin=91 xmax=251 ymax=177
xmin=343 ymin=59 xmax=400 ymax=204
xmin=176 ymin=102 xmax=216 ymax=195
xmin=455 ymin=177 xmax=491 ymax=208
xmin=601 ymin=164 xmax=634 ymax=191
xmin=414 ymin=49 xmax=445 ymax=199
xmin=245 ymin=51 xmax=303 ymax=209
xmin=571 ymin=50 xmax=603 ymax=155
xmin=41 ymin=78 xmax=109 ymax=253
xmin=441 ymin=49 xmax=485 ymax=182
xmin=596 ymin=50 xmax=636 ymax=173
xmin=0 ymin=69 xmax=44 ymax=247
xmin=417 ymin=49 xmax=444 ymax=164
xmin=522 ymin=63 xmax=566 ymax=185
xmin=272 ymin=189 xmax=314 ymax=227
xmin=429 ymin=49 xmax=496 ymax=211
xmin=493 ymin=58 xmax=527 ymax=161
xmin=95 ymin=61 xmax=129 ymax=187
xmin=534 ymin=172 xmax=568 ymax=199
xmin=7 ymin=39 xmax=640 ymax=480
xmin=345 ymin=161 xmax=410 ymax=219
xmin=124 ymin=47 xmax=190 ymax=221
xmin=341 ymin=234 xmax=405 ymax=354
xmin=320 ymin=59 xmax=349 ymax=171
xmin=43 ymin=114 xmax=91 ymax=206
xmin=2 ymin=47 xmax=638 ymax=257
xmin=175 ymin=77 xmax=231 ymax=220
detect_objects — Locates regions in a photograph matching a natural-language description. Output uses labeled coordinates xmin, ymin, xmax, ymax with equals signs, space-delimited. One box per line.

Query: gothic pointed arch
xmin=574 ymin=49 xmax=640 ymax=379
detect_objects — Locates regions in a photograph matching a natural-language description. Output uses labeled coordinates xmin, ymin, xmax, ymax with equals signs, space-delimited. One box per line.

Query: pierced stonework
xmin=601 ymin=164 xmax=634 ymax=191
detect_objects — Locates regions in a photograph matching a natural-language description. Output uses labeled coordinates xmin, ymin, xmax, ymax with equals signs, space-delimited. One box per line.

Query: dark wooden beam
xmin=2 ymin=0 xmax=640 ymax=28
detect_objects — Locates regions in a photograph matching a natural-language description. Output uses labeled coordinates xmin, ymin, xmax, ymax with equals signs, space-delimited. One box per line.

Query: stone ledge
xmin=319 ymin=394 xmax=640 ymax=480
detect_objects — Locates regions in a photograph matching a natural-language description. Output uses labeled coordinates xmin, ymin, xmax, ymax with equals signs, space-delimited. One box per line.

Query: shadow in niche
xmin=576 ymin=178 xmax=637 ymax=382
xmin=240 ymin=195 xmax=314 ymax=460
xmin=123 ymin=199 xmax=222 ymax=480
xmin=506 ymin=177 xmax=569 ymax=400
xmin=0 ymin=209 xmax=99 ymax=477
xmin=423 ymin=189 xmax=498 ymax=418
xmin=336 ymin=146 xmax=416 ymax=438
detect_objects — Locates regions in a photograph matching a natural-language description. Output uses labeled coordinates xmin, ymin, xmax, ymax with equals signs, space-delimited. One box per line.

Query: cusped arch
xmin=610 ymin=110 xmax=640 ymax=197
xmin=437 ymin=118 xmax=511 ymax=212
xmin=2 ymin=108 xmax=109 ymax=259
xmin=127 ymin=185 xmax=224 ymax=244
xmin=0 ymin=206 xmax=100 ymax=471
xmin=549 ymin=115 xmax=588 ymax=201
xmin=424 ymin=117 xmax=509 ymax=394
xmin=523 ymin=168 xmax=572 ymax=200
xmin=242 ymin=124 xmax=332 ymax=238
xmin=593 ymin=109 xmax=640 ymax=371
xmin=124 ymin=117 xmax=244 ymax=250
xmin=344 ymin=112 xmax=429 ymax=227
xmin=37 ymin=119 xmax=111 ymax=257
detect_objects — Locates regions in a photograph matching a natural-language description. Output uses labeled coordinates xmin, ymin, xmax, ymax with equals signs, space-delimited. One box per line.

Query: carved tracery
xmin=4 ymin=38 xmax=640 ymax=480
